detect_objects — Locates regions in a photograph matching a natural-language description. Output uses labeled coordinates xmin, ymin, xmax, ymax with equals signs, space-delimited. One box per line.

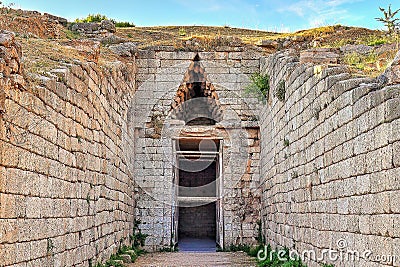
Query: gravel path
xmin=129 ymin=252 xmax=257 ymax=267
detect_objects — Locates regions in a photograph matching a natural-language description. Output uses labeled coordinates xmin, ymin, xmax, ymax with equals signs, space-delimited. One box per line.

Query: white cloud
xmin=279 ymin=0 xmax=363 ymax=27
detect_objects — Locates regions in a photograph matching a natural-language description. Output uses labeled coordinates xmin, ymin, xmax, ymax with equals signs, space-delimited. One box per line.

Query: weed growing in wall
xmin=95 ymin=220 xmax=148 ymax=267
xmin=275 ymin=80 xmax=286 ymax=102
xmin=258 ymin=246 xmax=307 ymax=267
xmin=313 ymin=107 xmax=321 ymax=120
xmin=64 ymin=29 xmax=81 ymax=40
xmin=257 ymin=220 xmax=266 ymax=245
xmin=46 ymin=238 xmax=54 ymax=256
xmin=131 ymin=219 xmax=148 ymax=248
xmin=150 ymin=113 xmax=164 ymax=139
xmin=245 ymin=72 xmax=270 ymax=103
xmin=284 ymin=138 xmax=290 ymax=147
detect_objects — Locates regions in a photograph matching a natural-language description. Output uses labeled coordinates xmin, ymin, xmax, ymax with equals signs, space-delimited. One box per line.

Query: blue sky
xmin=1 ymin=0 xmax=397 ymax=32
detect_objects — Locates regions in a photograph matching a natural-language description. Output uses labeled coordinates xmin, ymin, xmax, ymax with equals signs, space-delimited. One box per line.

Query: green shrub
xmin=179 ymin=28 xmax=187 ymax=36
xmin=248 ymin=244 xmax=265 ymax=257
xmin=218 ymin=243 xmax=251 ymax=253
xmin=75 ymin=13 xmax=109 ymax=23
xmin=115 ymin=21 xmax=135 ymax=28
xmin=245 ymin=72 xmax=270 ymax=103
xmin=258 ymin=247 xmax=306 ymax=267
xmin=95 ymin=220 xmax=148 ymax=267
xmin=74 ymin=13 xmax=135 ymax=28
xmin=158 ymin=246 xmax=178 ymax=252
xmin=275 ymin=80 xmax=286 ymax=102
xmin=367 ymin=38 xmax=387 ymax=46
xmin=364 ymin=35 xmax=391 ymax=46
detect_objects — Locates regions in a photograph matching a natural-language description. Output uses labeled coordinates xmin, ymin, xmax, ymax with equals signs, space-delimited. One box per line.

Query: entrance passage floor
xmin=178 ymin=237 xmax=216 ymax=252
xmin=129 ymin=251 xmax=257 ymax=267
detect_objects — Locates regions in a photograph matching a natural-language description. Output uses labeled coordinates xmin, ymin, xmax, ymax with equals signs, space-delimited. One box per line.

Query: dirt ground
xmin=129 ymin=252 xmax=257 ymax=267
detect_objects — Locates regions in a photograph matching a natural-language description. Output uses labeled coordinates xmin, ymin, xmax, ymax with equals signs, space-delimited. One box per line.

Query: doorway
xmin=172 ymin=138 xmax=224 ymax=252
xmin=178 ymin=203 xmax=216 ymax=252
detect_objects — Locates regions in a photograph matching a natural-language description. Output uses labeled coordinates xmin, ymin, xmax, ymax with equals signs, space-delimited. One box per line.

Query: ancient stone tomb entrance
xmin=173 ymin=138 xmax=223 ymax=252
xmin=133 ymin=50 xmax=261 ymax=252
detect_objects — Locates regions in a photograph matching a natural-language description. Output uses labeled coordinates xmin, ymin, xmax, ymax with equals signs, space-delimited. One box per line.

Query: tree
xmin=375 ymin=4 xmax=400 ymax=33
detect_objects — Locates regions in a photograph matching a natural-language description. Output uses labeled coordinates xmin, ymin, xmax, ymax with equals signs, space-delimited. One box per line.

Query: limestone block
xmin=391 ymin=190 xmax=400 ymax=213
xmin=156 ymin=51 xmax=196 ymax=60
xmin=394 ymin=141 xmax=400 ymax=167
xmin=394 ymin=238 xmax=400 ymax=267
xmin=109 ymin=42 xmax=137 ymax=57
xmin=300 ymin=48 xmax=340 ymax=65
xmin=258 ymin=40 xmax=279 ymax=49
xmin=64 ymin=40 xmax=100 ymax=63
xmin=384 ymin=98 xmax=400 ymax=122
xmin=368 ymin=236 xmax=393 ymax=265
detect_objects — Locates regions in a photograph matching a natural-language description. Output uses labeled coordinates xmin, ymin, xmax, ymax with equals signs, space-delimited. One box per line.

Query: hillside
xmin=0 ymin=7 xmax=398 ymax=77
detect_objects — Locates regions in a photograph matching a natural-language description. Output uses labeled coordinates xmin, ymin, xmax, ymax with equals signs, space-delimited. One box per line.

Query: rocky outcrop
xmin=299 ymin=47 xmax=340 ymax=64
xmin=0 ymin=9 xmax=66 ymax=38
xmin=109 ymin=42 xmax=137 ymax=57
xmin=43 ymin=12 xmax=68 ymax=26
xmin=340 ymin=44 xmax=374 ymax=55
xmin=380 ymin=49 xmax=400 ymax=85
xmin=64 ymin=39 xmax=101 ymax=63
xmin=0 ymin=31 xmax=24 ymax=113
xmin=71 ymin=20 xmax=116 ymax=37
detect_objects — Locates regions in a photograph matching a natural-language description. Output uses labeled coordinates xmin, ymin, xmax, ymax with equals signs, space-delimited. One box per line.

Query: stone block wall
xmin=3 ymin=26 xmax=398 ymax=267
xmin=133 ymin=47 xmax=263 ymax=250
xmin=0 ymin=32 xmax=137 ymax=266
xmin=259 ymin=50 xmax=400 ymax=267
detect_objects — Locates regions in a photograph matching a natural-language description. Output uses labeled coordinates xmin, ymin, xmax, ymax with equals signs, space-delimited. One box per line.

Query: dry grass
xmin=14 ymin=24 xmax=399 ymax=78
xmin=343 ymin=49 xmax=398 ymax=77
xmin=116 ymin=25 xmax=279 ymax=48
xmin=18 ymin=35 xmax=122 ymax=76
xmin=18 ymin=37 xmax=86 ymax=74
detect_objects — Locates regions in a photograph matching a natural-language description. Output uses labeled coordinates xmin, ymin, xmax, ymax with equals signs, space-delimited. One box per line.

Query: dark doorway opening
xmin=179 ymin=161 xmax=217 ymax=197
xmin=178 ymin=203 xmax=216 ymax=252
xmin=174 ymin=138 xmax=221 ymax=252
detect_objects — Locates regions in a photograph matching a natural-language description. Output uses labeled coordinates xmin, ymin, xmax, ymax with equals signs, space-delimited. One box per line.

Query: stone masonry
xmin=1 ymin=31 xmax=137 ymax=266
xmin=133 ymin=47 xmax=263 ymax=250
xmin=260 ymin=50 xmax=400 ymax=267
xmin=0 ymin=28 xmax=399 ymax=267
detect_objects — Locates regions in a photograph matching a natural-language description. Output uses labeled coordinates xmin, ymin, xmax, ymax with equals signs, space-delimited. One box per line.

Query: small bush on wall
xmin=245 ymin=72 xmax=270 ymax=103
xmin=275 ymin=80 xmax=286 ymax=102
